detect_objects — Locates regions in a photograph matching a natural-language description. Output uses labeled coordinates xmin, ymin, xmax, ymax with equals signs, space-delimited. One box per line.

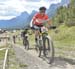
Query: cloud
xmin=0 ymin=0 xmax=61 ymax=20
xmin=24 ymin=0 xmax=40 ymax=2
xmin=0 ymin=0 xmax=8 ymax=2
xmin=0 ymin=16 xmax=16 ymax=20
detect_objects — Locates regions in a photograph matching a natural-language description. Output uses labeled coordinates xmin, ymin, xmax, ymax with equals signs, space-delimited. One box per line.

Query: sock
xmin=35 ymin=38 xmax=37 ymax=43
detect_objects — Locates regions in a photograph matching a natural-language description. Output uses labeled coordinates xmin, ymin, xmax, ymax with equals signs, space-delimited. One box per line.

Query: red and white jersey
xmin=31 ymin=13 xmax=48 ymax=27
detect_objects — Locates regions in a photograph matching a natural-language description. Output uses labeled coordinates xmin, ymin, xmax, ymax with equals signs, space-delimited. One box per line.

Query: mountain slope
xmin=52 ymin=0 xmax=75 ymax=26
xmin=0 ymin=0 xmax=70 ymax=30
xmin=0 ymin=12 xmax=29 ymax=30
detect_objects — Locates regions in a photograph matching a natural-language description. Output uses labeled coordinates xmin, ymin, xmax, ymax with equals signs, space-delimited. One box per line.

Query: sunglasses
xmin=40 ymin=10 xmax=46 ymax=13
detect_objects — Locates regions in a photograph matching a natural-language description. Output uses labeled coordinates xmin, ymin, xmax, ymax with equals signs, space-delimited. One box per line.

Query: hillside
xmin=52 ymin=0 xmax=75 ymax=27
xmin=49 ymin=0 xmax=75 ymax=53
xmin=50 ymin=24 xmax=75 ymax=43
xmin=51 ymin=0 xmax=75 ymax=42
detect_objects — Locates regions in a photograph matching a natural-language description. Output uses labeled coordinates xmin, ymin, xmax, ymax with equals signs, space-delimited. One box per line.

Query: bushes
xmin=50 ymin=24 xmax=75 ymax=42
xmin=65 ymin=18 xmax=75 ymax=27
xmin=52 ymin=0 xmax=75 ymax=27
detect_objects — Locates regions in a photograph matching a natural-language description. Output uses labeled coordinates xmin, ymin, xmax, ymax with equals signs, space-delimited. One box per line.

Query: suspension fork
xmin=42 ymin=34 xmax=47 ymax=56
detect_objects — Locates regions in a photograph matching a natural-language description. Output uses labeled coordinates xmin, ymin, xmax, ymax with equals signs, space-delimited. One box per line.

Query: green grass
xmin=0 ymin=46 xmax=7 ymax=49
xmin=16 ymin=38 xmax=23 ymax=45
xmin=0 ymin=45 xmax=8 ymax=60
xmin=0 ymin=43 xmax=27 ymax=68
xmin=15 ymin=31 xmax=35 ymax=47
xmin=49 ymin=25 xmax=75 ymax=58
xmin=16 ymin=25 xmax=75 ymax=47
xmin=8 ymin=47 xmax=27 ymax=69
xmin=0 ymin=50 xmax=5 ymax=60
xmin=13 ymin=25 xmax=75 ymax=59
xmin=8 ymin=48 xmax=19 ymax=69
xmin=19 ymin=63 xmax=28 ymax=67
xmin=50 ymin=24 xmax=75 ymax=43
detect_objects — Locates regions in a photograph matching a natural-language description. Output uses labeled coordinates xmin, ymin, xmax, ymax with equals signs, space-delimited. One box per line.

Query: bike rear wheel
xmin=43 ymin=36 xmax=54 ymax=64
xmin=24 ymin=40 xmax=29 ymax=50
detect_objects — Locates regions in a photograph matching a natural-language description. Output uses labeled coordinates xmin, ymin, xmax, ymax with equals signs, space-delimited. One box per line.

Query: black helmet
xmin=39 ymin=6 xmax=46 ymax=11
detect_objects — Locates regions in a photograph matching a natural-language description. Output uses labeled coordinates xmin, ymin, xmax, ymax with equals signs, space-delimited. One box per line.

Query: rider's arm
xmin=47 ymin=19 xmax=52 ymax=29
xmin=44 ymin=15 xmax=52 ymax=28
xmin=45 ymin=15 xmax=51 ymax=26
xmin=30 ymin=13 xmax=38 ymax=28
xmin=30 ymin=19 xmax=33 ymax=28
xmin=47 ymin=19 xmax=52 ymax=26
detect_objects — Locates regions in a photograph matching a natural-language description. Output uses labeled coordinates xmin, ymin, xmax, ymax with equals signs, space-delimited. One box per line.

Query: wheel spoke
xmin=43 ymin=37 xmax=54 ymax=64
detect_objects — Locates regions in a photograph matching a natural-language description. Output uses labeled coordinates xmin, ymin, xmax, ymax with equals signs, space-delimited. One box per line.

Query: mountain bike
xmin=22 ymin=29 xmax=29 ymax=50
xmin=35 ymin=26 xmax=54 ymax=64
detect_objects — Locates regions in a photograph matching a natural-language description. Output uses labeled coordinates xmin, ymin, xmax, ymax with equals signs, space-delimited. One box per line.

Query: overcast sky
xmin=0 ymin=0 xmax=61 ymax=20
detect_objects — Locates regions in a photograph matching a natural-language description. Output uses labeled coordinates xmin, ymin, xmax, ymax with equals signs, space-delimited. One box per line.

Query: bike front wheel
xmin=43 ymin=36 xmax=54 ymax=64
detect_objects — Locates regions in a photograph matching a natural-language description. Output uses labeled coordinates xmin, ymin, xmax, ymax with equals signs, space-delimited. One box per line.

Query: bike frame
xmin=37 ymin=27 xmax=49 ymax=47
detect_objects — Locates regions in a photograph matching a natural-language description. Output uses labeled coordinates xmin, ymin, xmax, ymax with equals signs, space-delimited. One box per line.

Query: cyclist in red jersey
xmin=30 ymin=6 xmax=51 ymax=44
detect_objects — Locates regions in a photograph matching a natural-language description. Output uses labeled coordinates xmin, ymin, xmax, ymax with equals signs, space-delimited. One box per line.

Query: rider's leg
xmin=35 ymin=30 xmax=39 ymax=44
xmin=33 ymin=25 xmax=39 ymax=44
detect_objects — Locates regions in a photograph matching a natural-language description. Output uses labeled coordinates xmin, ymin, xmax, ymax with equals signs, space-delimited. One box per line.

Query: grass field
xmin=0 ymin=50 xmax=5 ymax=60
xmin=14 ymin=25 xmax=75 ymax=60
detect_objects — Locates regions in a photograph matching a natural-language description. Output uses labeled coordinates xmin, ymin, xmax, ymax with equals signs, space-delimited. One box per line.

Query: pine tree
xmin=52 ymin=0 xmax=75 ymax=27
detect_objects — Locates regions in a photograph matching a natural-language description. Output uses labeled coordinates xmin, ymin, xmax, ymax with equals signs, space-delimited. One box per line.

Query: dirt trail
xmin=13 ymin=45 xmax=75 ymax=69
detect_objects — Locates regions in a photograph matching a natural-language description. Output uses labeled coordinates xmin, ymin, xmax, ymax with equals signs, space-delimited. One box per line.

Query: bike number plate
xmin=41 ymin=27 xmax=48 ymax=33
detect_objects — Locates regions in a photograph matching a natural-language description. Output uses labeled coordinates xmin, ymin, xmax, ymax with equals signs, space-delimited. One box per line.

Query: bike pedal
xmin=38 ymin=55 xmax=41 ymax=57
